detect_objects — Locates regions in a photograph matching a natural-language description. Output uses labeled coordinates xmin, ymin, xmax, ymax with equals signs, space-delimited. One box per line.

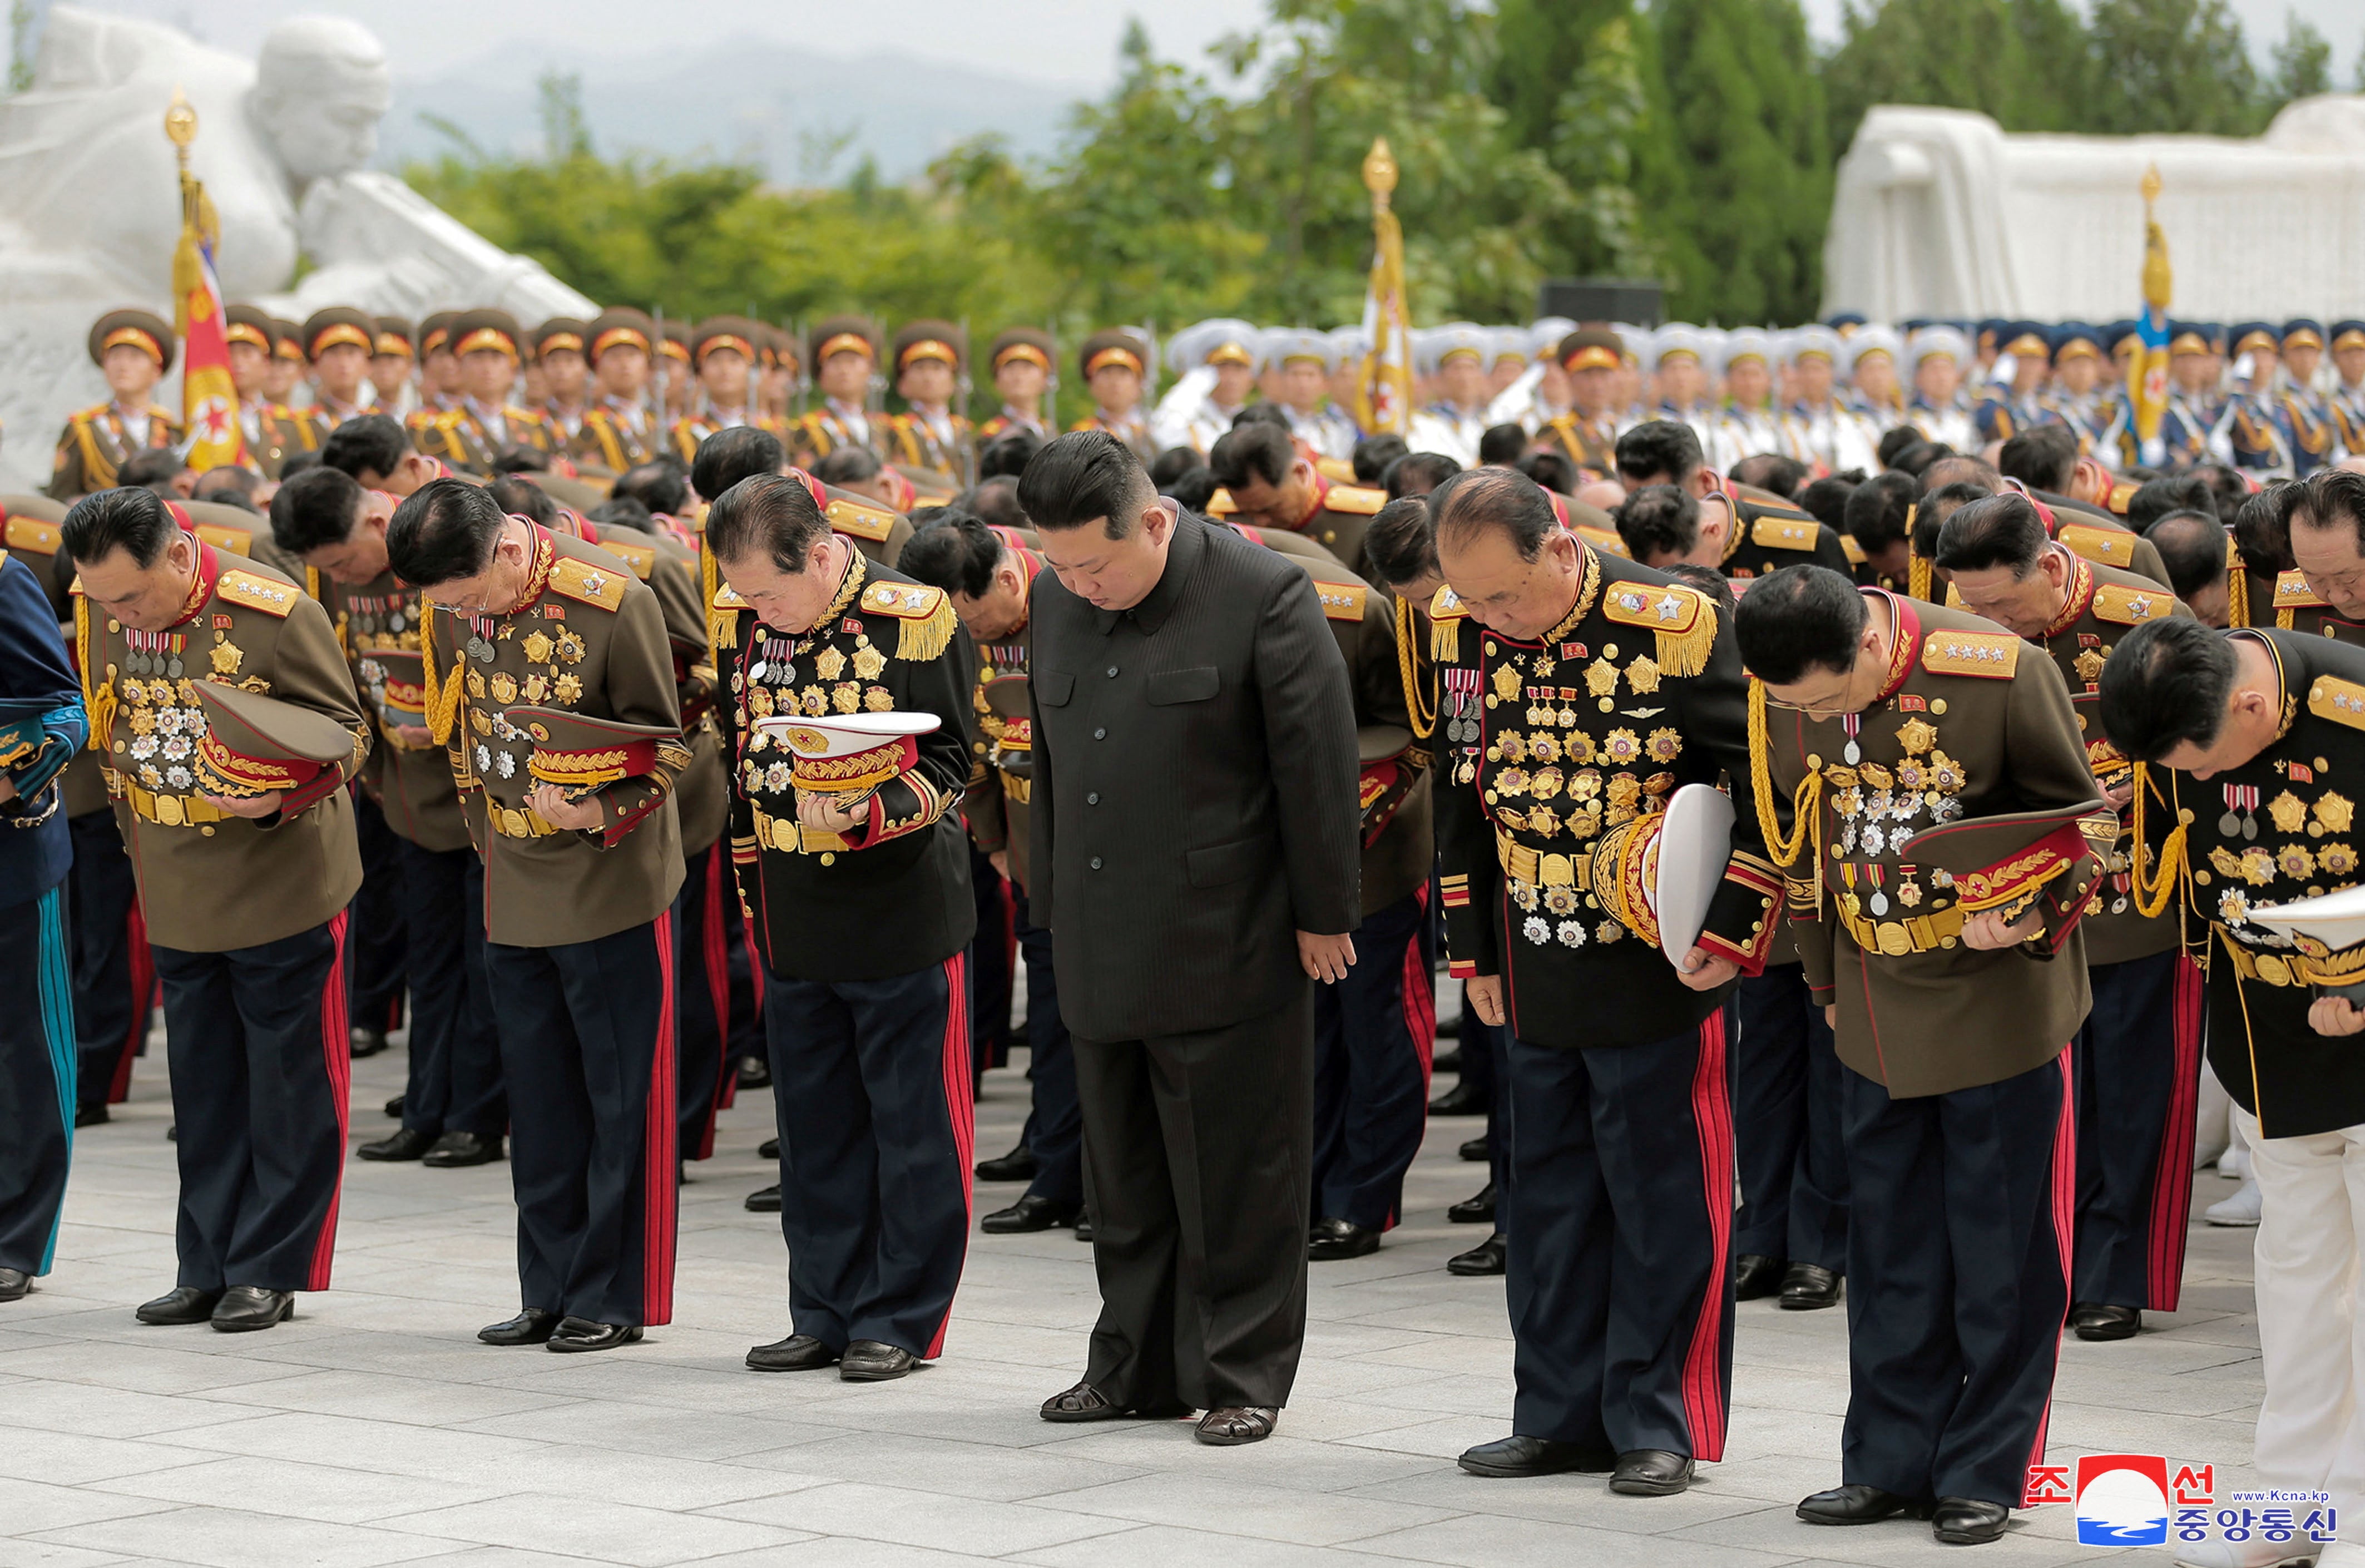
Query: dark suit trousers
xmin=1313 ymin=888 xmax=1435 ymax=1231
xmin=486 ymin=917 xmax=677 ymax=1327
xmin=69 ymin=808 xmax=153 ymax=1109
xmin=2074 ymin=950 xmax=2204 ymax=1312
xmin=1505 ymin=1010 xmax=1736 ymax=1460
xmin=154 ymin=917 xmax=350 ymax=1293
xmin=1075 ymin=988 xmax=1315 ymax=1411
xmin=968 ymin=848 xmax=1016 ymax=1083
xmin=1469 ymin=1011 xmax=1511 ymax=1204
xmin=0 ymin=888 xmax=76 ymax=1275
xmin=674 ymin=842 xmax=736 ymax=1161
xmin=766 ymin=956 xmax=973 ymax=1357
xmin=1840 ymin=1051 xmax=2073 ymax=1507
xmin=1733 ymin=962 xmax=1851 ymax=1272
xmin=1012 ymin=892 xmax=1083 ymax=1210
xmin=394 ymin=841 xmax=504 ymax=1138
xmin=346 ymin=792 xmax=408 ymax=1036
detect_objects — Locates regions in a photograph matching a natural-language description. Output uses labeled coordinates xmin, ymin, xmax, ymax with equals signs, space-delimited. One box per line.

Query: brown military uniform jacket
xmin=239 ymin=399 xmax=320 ymax=481
xmin=1279 ymin=477 xmax=1387 ymax=582
xmin=2017 ymin=489 xmax=2170 ymax=589
xmin=786 ymin=406 xmax=894 ymax=468
xmin=47 ymin=403 xmax=185 ymax=501
xmin=572 ymin=400 xmax=665 ymax=474
xmin=317 ymin=568 xmax=469 ymax=854
xmin=1298 ymin=555 xmax=1432 ymax=918
xmin=422 ymin=403 xmax=567 ymax=476
xmin=1540 ymin=412 xmax=1617 ymax=474
xmin=75 ymin=541 xmax=368 ymax=952
xmin=1704 ymin=474 xmax=1855 ymax=581
xmin=1757 ymin=593 xmax=2104 ymax=1097
xmin=1066 ymin=410 xmax=1158 ymax=467
xmin=667 ymin=409 xmax=788 ymax=468
xmin=2260 ymin=568 xmax=2364 ymax=645
xmin=427 ymin=527 xmax=688 ymax=946
xmin=960 ymin=539 xmax=1043 ymax=879
xmin=891 ymin=410 xmax=976 ymax=476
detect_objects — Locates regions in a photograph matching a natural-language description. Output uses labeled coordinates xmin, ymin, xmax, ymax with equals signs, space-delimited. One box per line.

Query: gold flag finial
xmin=1362 ymin=137 xmax=1398 ymax=212
xmin=164 ymin=87 xmax=197 ymax=162
xmin=2140 ymin=161 xmax=2161 ymax=211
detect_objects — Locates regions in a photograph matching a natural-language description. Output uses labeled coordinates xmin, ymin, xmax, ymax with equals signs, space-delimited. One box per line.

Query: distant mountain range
xmin=376 ymin=35 xmax=1095 ymax=182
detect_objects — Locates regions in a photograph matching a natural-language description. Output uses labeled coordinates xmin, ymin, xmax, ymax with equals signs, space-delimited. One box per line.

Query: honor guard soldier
xmin=977 ymin=328 xmax=1057 ymax=443
xmin=1150 ymin=320 xmax=1259 ymax=456
xmin=532 ymin=316 xmax=592 ymax=439
xmin=1408 ymin=323 xmax=1498 ymax=469
xmin=1904 ymin=326 xmax=1976 ymax=452
xmin=0 ymin=551 xmax=87 ymax=1303
xmin=1781 ymin=325 xmax=1877 ymax=476
xmin=573 ymin=309 xmax=665 ymax=475
xmin=1650 ymin=325 xmax=1722 ymax=457
xmin=48 ymin=310 xmax=184 ymax=502
xmin=1614 ymin=420 xmax=1847 ymax=578
xmin=264 ymin=319 xmax=306 ymax=407
xmin=704 ymin=473 xmax=978 ymax=1382
xmin=226 ymin=305 xmax=318 ymax=479
xmin=1971 ymin=322 xmax=2051 ymax=446
xmin=63 ymin=489 xmax=370 ymax=1332
xmin=368 ymin=316 xmax=417 ymax=424
xmin=2044 ymin=324 xmax=2114 ymax=453
xmin=793 ymin=316 xmax=894 ymax=466
xmin=888 ymin=321 xmax=974 ymax=477
xmin=299 ymin=307 xmax=378 ymax=432
xmin=670 ymin=316 xmax=778 ymax=463
xmin=410 ymin=311 xmax=463 ymax=439
xmin=2331 ymin=320 xmax=2365 ymax=459
xmin=1430 ymin=468 xmax=1781 ymax=1497
xmin=1263 ymin=328 xmax=1359 ymax=462
xmin=421 ymin=310 xmax=567 ymax=474
xmin=1710 ymin=329 xmax=1787 ymax=472
xmin=1841 ymin=325 xmax=1908 ymax=450
xmin=1937 ymin=494 xmax=2203 ymax=1342
xmin=2224 ymin=323 xmax=2294 ymax=478
xmin=2275 ymin=320 xmax=2340 ymax=478
xmin=656 ymin=323 xmax=694 ymax=421
xmin=1737 ymin=564 xmax=2109 ymax=1545
xmin=688 ymin=427 xmax=913 ymax=570
xmin=271 ymin=467 xmax=509 ymax=1169
xmin=1208 ymin=423 xmax=1387 ymax=582
xmin=1069 ymin=329 xmax=1159 ymax=466
xmin=2159 ymin=321 xmax=2232 ymax=470
xmin=389 ymin=478 xmax=691 ymax=1352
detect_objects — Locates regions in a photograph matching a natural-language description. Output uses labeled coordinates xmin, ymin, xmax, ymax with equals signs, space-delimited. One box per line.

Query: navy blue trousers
xmin=486 ymin=917 xmax=676 ymax=1327
xmin=346 ymin=793 xmax=408 ymax=1037
xmin=674 ymin=842 xmax=743 ymax=1161
xmin=1469 ymin=1010 xmax=1511 ymax=1203
xmin=1840 ymin=1051 xmax=2073 ymax=1508
xmin=767 ymin=954 xmax=973 ymax=1357
xmin=1313 ymin=888 xmax=1434 ymax=1231
xmin=1505 ymin=1009 xmax=1736 ymax=1460
xmin=393 ymin=840 xmax=504 ymax=1137
xmin=0 ymin=887 xmax=76 ymax=1275
xmin=2074 ymin=949 xmax=2204 ymax=1311
xmin=1011 ymin=891 xmax=1083 ymax=1209
xmin=969 ymin=848 xmax=1015 ymax=1083
xmin=154 ymin=917 xmax=350 ymax=1293
xmin=69 ymin=808 xmax=152 ymax=1109
xmin=1733 ymin=962 xmax=1851 ymax=1271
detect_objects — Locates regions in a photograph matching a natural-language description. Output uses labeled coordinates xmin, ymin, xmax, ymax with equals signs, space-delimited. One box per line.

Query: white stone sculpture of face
xmin=251 ymin=18 xmax=393 ymax=185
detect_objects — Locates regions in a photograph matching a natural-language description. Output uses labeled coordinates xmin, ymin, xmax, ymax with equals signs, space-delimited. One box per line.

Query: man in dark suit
xmin=1019 ymin=431 xmax=1361 ymax=1446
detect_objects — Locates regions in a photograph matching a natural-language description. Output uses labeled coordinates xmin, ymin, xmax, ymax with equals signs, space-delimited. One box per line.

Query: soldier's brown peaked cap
xmin=692 ymin=316 xmax=765 ymax=367
xmin=372 ymin=316 xmax=416 ymax=358
xmin=587 ymin=308 xmax=656 ymax=364
xmin=988 ymin=327 xmax=1055 ymax=375
xmin=808 ymin=315 xmax=882 ymax=367
xmin=532 ymin=316 xmax=591 ymax=359
xmin=1899 ymin=800 xmax=2116 ymax=915
xmin=301 ymin=307 xmax=376 ymax=361
xmin=418 ymin=310 xmax=461 ymax=359
xmin=507 ymin=706 xmax=677 ymax=790
xmin=88 ymin=309 xmax=176 ymax=373
xmin=894 ymin=320 xmax=966 ymax=374
xmin=448 ymin=309 xmax=525 ymax=361
xmin=224 ymin=305 xmax=275 ymax=356
xmin=1077 ymin=328 xmax=1148 ymax=381
xmin=190 ymin=681 xmax=359 ymax=802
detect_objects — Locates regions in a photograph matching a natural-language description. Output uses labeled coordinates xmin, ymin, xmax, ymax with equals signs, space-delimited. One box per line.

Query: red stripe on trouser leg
xmin=2144 ymin=956 xmax=2205 ymax=1312
xmin=643 ymin=911 xmax=680 ymax=1325
xmin=306 ymin=912 xmax=353 ymax=1292
xmin=1680 ymin=1008 xmax=1734 ymax=1462
xmin=696 ymin=852 xmax=730 ymax=1157
xmin=924 ymin=952 xmax=973 ymax=1361
xmin=1388 ymin=882 xmax=1438 ymax=1231
xmin=2020 ymin=1048 xmax=2077 ymax=1505
xmin=110 ymin=902 xmax=153 ymax=1103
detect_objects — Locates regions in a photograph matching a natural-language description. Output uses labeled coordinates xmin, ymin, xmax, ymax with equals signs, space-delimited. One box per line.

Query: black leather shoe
xmin=1447 ymin=1232 xmax=1506 ymax=1276
xmin=383 ymin=1094 xmax=405 ymax=1119
xmin=2070 ymin=1302 xmax=2141 ymax=1341
xmin=1457 ymin=1434 xmax=1616 ymax=1477
xmin=1073 ymin=1212 xmax=1095 ymax=1242
xmin=982 ymin=1194 xmax=1080 ymax=1234
xmin=974 ymin=1142 xmax=1037 ymax=1183
xmin=1734 ymin=1253 xmax=1785 ymax=1300
xmin=1448 ymin=1183 xmax=1496 ymax=1224
xmin=1457 ymin=1133 xmax=1490 ymax=1161
xmin=736 ymin=1057 xmax=771 ymax=1089
xmin=1039 ymin=1381 xmax=1189 ymax=1422
xmin=1432 ymin=1047 xmax=1464 ymax=1075
xmin=0 ymin=1267 xmax=28 ymax=1301
xmin=1428 ymin=1081 xmax=1487 ymax=1116
xmin=422 ymin=1131 xmax=503 ymax=1168
xmin=1779 ymin=1262 xmax=1843 ymax=1310
xmin=1195 ymin=1406 xmax=1276 ymax=1445
xmin=350 ymin=1027 xmax=389 ymax=1058
xmin=546 ymin=1317 xmax=641 ymax=1352
xmin=1308 ymin=1218 xmax=1379 ymax=1260
xmin=746 ymin=1333 xmax=838 ymax=1371
xmin=136 ymin=1285 xmax=222 ymax=1324
xmin=1797 ymin=1484 xmax=1936 ymax=1525
xmin=74 ymin=1103 xmax=108 ymax=1128
xmin=1932 ymin=1497 xmax=2011 ymax=1544
xmin=840 ymin=1339 xmax=916 ymax=1381
xmin=167 ymin=1124 xmax=176 ymax=1141
xmin=745 ymin=1184 xmax=781 ymax=1212
xmin=211 ymin=1285 xmax=293 ymax=1332
xmin=478 ymin=1308 xmax=561 ymax=1346
xmin=358 ymin=1127 xmax=436 ymax=1161
xmin=758 ymin=1137 xmax=780 ymax=1160
xmin=1611 ymin=1449 xmax=1694 ymax=1495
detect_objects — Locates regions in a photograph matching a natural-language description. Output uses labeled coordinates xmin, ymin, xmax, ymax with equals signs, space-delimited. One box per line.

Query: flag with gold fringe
xmin=1355 ymin=138 xmax=1415 ymax=436
xmin=167 ymin=90 xmax=244 ymax=473
xmin=2130 ymin=163 xmax=2171 ymax=469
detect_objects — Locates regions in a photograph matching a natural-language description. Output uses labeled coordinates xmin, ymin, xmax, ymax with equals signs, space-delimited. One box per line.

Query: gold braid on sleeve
xmin=1395 ymin=596 xmax=1436 ymax=741
xmin=1747 ymin=678 xmax=1824 ymax=911
xmin=2129 ymin=761 xmax=2187 ymax=919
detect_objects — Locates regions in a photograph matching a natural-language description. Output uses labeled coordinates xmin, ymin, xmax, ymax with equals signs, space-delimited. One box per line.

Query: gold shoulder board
xmin=859 ymin=581 xmax=946 ymax=620
xmin=2278 ymin=569 xmax=2328 ymax=609
xmin=1205 ymin=488 xmax=1238 ymax=517
xmin=194 ymin=523 xmax=253 ymax=557
xmin=1920 ymin=628 xmax=2021 ymax=678
xmin=1750 ymin=515 xmax=1821 ymax=552
xmin=1324 ymin=484 xmax=1387 ymax=516
xmin=2091 ymin=582 xmax=2171 ymax=626
xmin=1840 ymin=534 xmax=1868 ymax=566
xmin=5 ymin=517 xmax=61 ymax=555
xmin=824 ymin=498 xmax=897 ymax=543
xmin=2057 ymin=522 xmax=2135 ymax=568
xmin=548 ymin=555 xmax=629 ymax=610
xmin=711 ymin=582 xmax=750 ymax=610
xmin=1578 ymin=523 xmax=1630 ymax=558
xmin=2109 ymin=480 xmax=2138 ymax=515
xmin=602 ymin=540 xmax=656 ymax=580
xmin=1312 ymin=578 xmax=1368 ymax=622
xmin=2309 ymin=676 xmax=2365 ymax=731
xmin=1429 ymin=583 xmax=1466 ymax=620
xmin=1602 ymin=581 xmax=1705 ymax=634
xmin=214 ymin=568 xmax=299 ymax=617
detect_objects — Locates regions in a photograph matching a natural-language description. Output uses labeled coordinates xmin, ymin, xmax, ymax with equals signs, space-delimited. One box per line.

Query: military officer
xmin=887 ymin=321 xmax=974 ymax=477
xmin=1936 ymin=494 xmax=2204 ymax=1343
xmin=2275 ymin=320 xmax=2340 ymax=478
xmin=226 ymin=305 xmax=318 ymax=479
xmin=1068 ymin=329 xmax=1159 ymax=466
xmin=1262 ymin=328 xmax=1358 ymax=462
xmin=1407 ymin=324 xmax=1497 ymax=470
xmin=2221 ymin=323 xmax=2294 ymax=479
xmin=686 ymin=427 xmax=913 ymax=570
xmin=368 ymin=316 xmax=417 ymax=424
xmin=573 ymin=308 xmax=665 ymax=475
xmin=0 ymin=549 xmax=87 ymax=1303
xmin=2043 ymin=324 xmax=2115 ymax=458
xmin=408 ymin=311 xmax=464 ymax=444
xmin=792 ymin=316 xmax=894 ymax=466
xmin=1904 ymin=326 xmax=1976 ymax=452
xmin=1648 ymin=325 xmax=1722 ymax=458
xmin=1781 ymin=325 xmax=1877 ymax=476
xmin=1612 ymin=420 xmax=1846 ymax=575
xmin=388 ymin=478 xmax=690 ymax=1352
xmin=529 ymin=317 xmax=591 ymax=441
xmin=299 ymin=307 xmax=378 ymax=432
xmin=977 ymin=328 xmax=1058 ymax=444
xmin=1738 ymin=564 xmax=2105 ymax=1544
xmin=1208 ymin=422 xmax=1388 ymax=581
xmin=420 ymin=311 xmax=567 ymax=475
xmin=1970 ymin=322 xmax=2051 ymax=446
xmin=2159 ymin=322 xmax=2232 ymax=471
xmin=2330 ymin=320 xmax=2365 ymax=460
xmin=1150 ymin=320 xmax=1259 ymax=457
xmin=1711 ymin=329 xmax=1787 ymax=473
xmin=670 ymin=316 xmax=780 ymax=463
xmin=63 ymin=488 xmax=370 ymax=1332
xmin=320 ymin=413 xmax=454 ymax=501
xmin=48 ymin=310 xmax=185 ymax=502
xmin=264 ymin=319 xmax=307 ymax=408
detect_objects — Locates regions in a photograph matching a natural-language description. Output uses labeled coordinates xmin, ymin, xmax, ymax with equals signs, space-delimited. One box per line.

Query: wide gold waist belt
xmin=488 ymin=804 xmax=558 ymax=839
xmin=2219 ymin=933 xmax=2308 ymax=988
xmin=1496 ymin=829 xmax=1592 ymax=892
xmin=108 ymin=770 xmax=228 ymax=827
xmin=998 ymin=768 xmax=1031 ymax=805
xmin=1838 ymin=902 xmax=1967 ymax=956
xmin=750 ymin=802 xmax=848 ymax=855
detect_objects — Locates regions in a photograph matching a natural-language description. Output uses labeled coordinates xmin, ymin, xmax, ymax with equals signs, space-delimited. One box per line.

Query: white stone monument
xmin=1822 ymin=97 xmax=2365 ymax=327
xmin=0 ymin=6 xmax=593 ymax=489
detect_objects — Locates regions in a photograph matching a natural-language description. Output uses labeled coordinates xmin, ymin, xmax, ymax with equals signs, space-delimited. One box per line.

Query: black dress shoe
xmin=1428 ymin=1081 xmax=1487 ymax=1116
xmin=1308 ymin=1218 xmax=1379 ymax=1260
xmin=758 ymin=1137 xmax=780 ymax=1160
xmin=840 ymin=1339 xmax=916 ymax=1381
xmin=1611 ymin=1449 xmax=1694 ymax=1495
xmin=747 ymin=1333 xmax=838 ymax=1371
xmin=1797 ymin=1484 xmax=1935 ymax=1525
xmin=1448 ymin=1183 xmax=1496 ymax=1224
xmin=349 ymin=1027 xmax=389 ymax=1058
xmin=1038 ymin=1381 xmax=1189 ymax=1422
xmin=422 ymin=1131 xmax=503 ymax=1168
xmin=1447 ymin=1232 xmax=1507 ymax=1276
xmin=0 ymin=1267 xmax=28 ymax=1301
xmin=546 ymin=1317 xmax=642 ymax=1352
xmin=479 ymin=1308 xmax=561 ymax=1345
xmin=745 ymin=1183 xmax=781 ymax=1212
xmin=973 ymin=1142 xmax=1037 ymax=1183
xmin=1073 ymin=1211 xmax=1095 ymax=1242
xmin=1457 ymin=1433 xmax=1617 ymax=1477
xmin=982 ymin=1194 xmax=1080 ymax=1234
xmin=2070 ymin=1302 xmax=2141 ymax=1341
xmin=74 ymin=1103 xmax=108 ymax=1128
xmin=737 ymin=1057 xmax=771 ymax=1089
xmin=1432 ymin=1046 xmax=1464 ymax=1075
xmin=383 ymin=1094 xmax=404 ymax=1119
xmin=136 ymin=1285 xmax=222 ymax=1325
xmin=1779 ymin=1262 xmax=1843 ymax=1310
xmin=358 ymin=1126 xmax=436 ymax=1161
xmin=1932 ymin=1497 xmax=2011 ymax=1544
xmin=1195 ymin=1406 xmax=1276 ymax=1445
xmin=1734 ymin=1252 xmax=1785 ymax=1300
xmin=1457 ymin=1133 xmax=1490 ymax=1162
xmin=211 ymin=1285 xmax=293 ymax=1332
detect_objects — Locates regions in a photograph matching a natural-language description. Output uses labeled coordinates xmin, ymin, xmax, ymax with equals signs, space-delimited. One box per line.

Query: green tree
xmin=2085 ymin=0 xmax=2261 ymax=134
xmin=2265 ymin=14 xmax=2333 ymax=109
xmin=1492 ymin=0 xmax=1665 ymax=283
xmin=1821 ymin=0 xmax=2092 ymax=155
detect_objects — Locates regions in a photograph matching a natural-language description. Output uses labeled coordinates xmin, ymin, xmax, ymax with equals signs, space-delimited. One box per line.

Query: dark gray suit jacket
xmin=1029 ymin=509 xmax=1361 ymax=1041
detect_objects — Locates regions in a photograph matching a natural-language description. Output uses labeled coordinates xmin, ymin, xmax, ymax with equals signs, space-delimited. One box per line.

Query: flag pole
xmin=166 ymin=87 xmax=244 ymax=472
xmin=2131 ymin=163 xmax=2171 ymax=470
xmin=1358 ymin=137 xmax=1414 ymax=436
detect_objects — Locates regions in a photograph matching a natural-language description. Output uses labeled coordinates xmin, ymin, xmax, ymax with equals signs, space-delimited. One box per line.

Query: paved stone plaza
xmin=3 ymin=1024 xmax=2261 ymax=1568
